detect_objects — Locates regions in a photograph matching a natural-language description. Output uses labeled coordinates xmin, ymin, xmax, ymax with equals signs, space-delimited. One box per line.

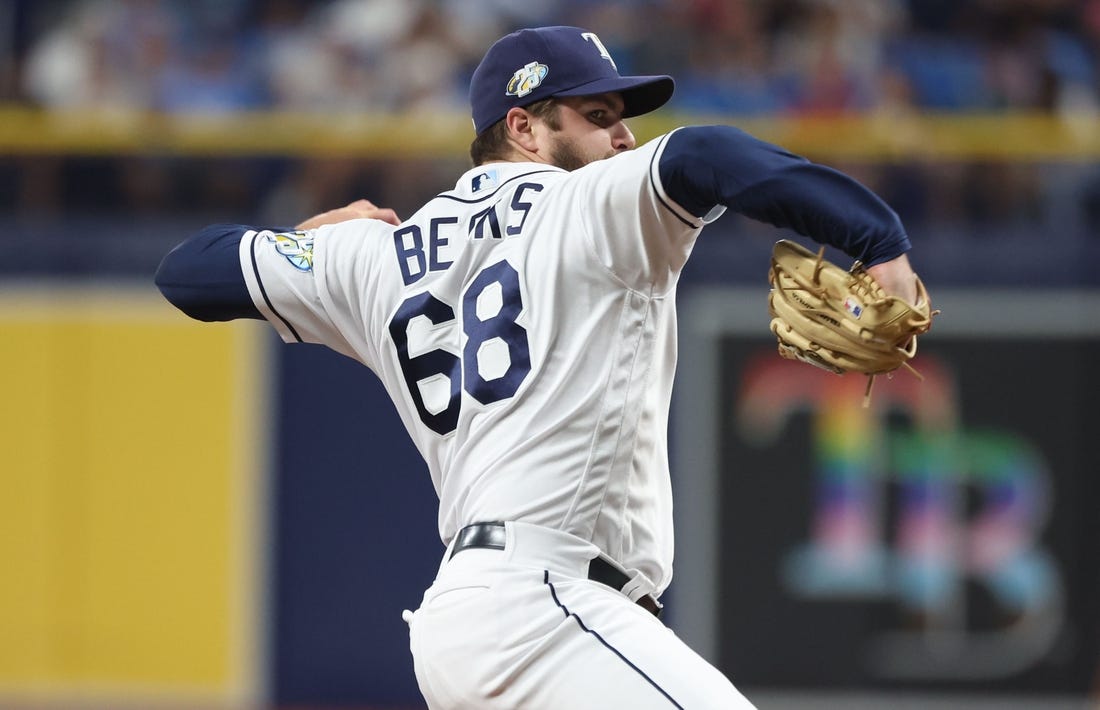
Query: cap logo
xmin=581 ymin=31 xmax=616 ymax=70
xmin=506 ymin=61 xmax=549 ymax=98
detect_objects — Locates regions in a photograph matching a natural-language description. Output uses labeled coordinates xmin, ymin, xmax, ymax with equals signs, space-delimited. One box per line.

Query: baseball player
xmin=156 ymin=26 xmax=922 ymax=709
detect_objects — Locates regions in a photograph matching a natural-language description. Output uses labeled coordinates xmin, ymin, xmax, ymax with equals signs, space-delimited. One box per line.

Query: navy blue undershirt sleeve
xmin=658 ymin=125 xmax=910 ymax=265
xmin=154 ymin=223 xmax=265 ymax=322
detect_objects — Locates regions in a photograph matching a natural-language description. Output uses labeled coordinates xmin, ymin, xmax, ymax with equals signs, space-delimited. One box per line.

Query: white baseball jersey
xmin=238 ymin=130 xmax=722 ymax=596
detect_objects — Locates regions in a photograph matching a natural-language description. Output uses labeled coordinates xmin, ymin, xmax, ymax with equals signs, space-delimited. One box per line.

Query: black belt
xmin=450 ymin=522 xmax=662 ymax=617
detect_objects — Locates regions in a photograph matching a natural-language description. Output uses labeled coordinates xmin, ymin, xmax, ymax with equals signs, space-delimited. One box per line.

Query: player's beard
xmin=548 ymin=135 xmax=617 ymax=171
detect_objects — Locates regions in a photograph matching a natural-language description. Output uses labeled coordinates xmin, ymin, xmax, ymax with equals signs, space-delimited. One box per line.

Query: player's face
xmin=539 ymin=93 xmax=636 ymax=170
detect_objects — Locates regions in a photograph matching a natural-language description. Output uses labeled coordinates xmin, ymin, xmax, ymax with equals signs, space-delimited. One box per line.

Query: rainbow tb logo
xmin=737 ymin=355 xmax=1063 ymax=680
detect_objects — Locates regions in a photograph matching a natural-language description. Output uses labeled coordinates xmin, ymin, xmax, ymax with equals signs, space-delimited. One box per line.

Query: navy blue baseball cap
xmin=469 ymin=26 xmax=675 ymax=135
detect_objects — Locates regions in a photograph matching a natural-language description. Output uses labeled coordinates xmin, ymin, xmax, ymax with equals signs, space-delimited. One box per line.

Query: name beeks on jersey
xmin=387 ymin=183 xmax=544 ymax=435
xmin=394 ymin=183 xmax=544 ymax=286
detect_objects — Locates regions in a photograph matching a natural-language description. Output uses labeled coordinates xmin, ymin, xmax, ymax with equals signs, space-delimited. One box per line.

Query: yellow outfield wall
xmin=0 ymin=285 xmax=266 ymax=707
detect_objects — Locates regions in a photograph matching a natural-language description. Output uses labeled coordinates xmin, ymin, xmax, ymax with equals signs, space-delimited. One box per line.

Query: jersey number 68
xmin=388 ymin=260 xmax=531 ymax=435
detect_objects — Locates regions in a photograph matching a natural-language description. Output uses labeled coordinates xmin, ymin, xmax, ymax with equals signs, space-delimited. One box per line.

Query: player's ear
xmin=504 ymin=107 xmax=539 ymax=152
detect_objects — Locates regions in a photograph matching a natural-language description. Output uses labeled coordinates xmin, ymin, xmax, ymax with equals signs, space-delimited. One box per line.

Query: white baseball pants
xmin=404 ymin=521 xmax=756 ymax=709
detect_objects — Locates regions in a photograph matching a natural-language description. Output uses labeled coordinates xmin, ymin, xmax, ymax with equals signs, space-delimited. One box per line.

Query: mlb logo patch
xmin=471 ymin=169 xmax=499 ymax=193
xmin=844 ymin=296 xmax=863 ymax=318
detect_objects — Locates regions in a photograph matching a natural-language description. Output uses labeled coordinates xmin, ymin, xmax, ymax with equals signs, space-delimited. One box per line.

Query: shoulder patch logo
xmin=507 ymin=61 xmax=548 ymax=98
xmin=267 ymin=231 xmax=315 ymax=272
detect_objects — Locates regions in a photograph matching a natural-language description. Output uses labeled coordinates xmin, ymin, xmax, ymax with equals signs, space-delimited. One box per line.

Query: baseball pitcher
xmin=156 ymin=26 xmax=929 ymax=709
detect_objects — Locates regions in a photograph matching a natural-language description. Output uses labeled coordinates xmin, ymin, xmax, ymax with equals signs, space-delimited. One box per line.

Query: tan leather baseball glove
xmin=767 ymin=239 xmax=937 ymax=403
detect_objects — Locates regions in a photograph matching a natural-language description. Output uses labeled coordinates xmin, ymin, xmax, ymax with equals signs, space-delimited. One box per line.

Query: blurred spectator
xmin=261 ymin=0 xmax=470 ymax=114
xmin=672 ymin=0 xmax=791 ymax=115
xmin=16 ymin=0 xmax=1100 ymax=116
xmin=155 ymin=36 xmax=267 ymax=112
xmin=4 ymin=0 xmax=1099 ymax=252
xmin=773 ymin=0 xmax=908 ymax=114
xmin=22 ymin=0 xmax=178 ymax=111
